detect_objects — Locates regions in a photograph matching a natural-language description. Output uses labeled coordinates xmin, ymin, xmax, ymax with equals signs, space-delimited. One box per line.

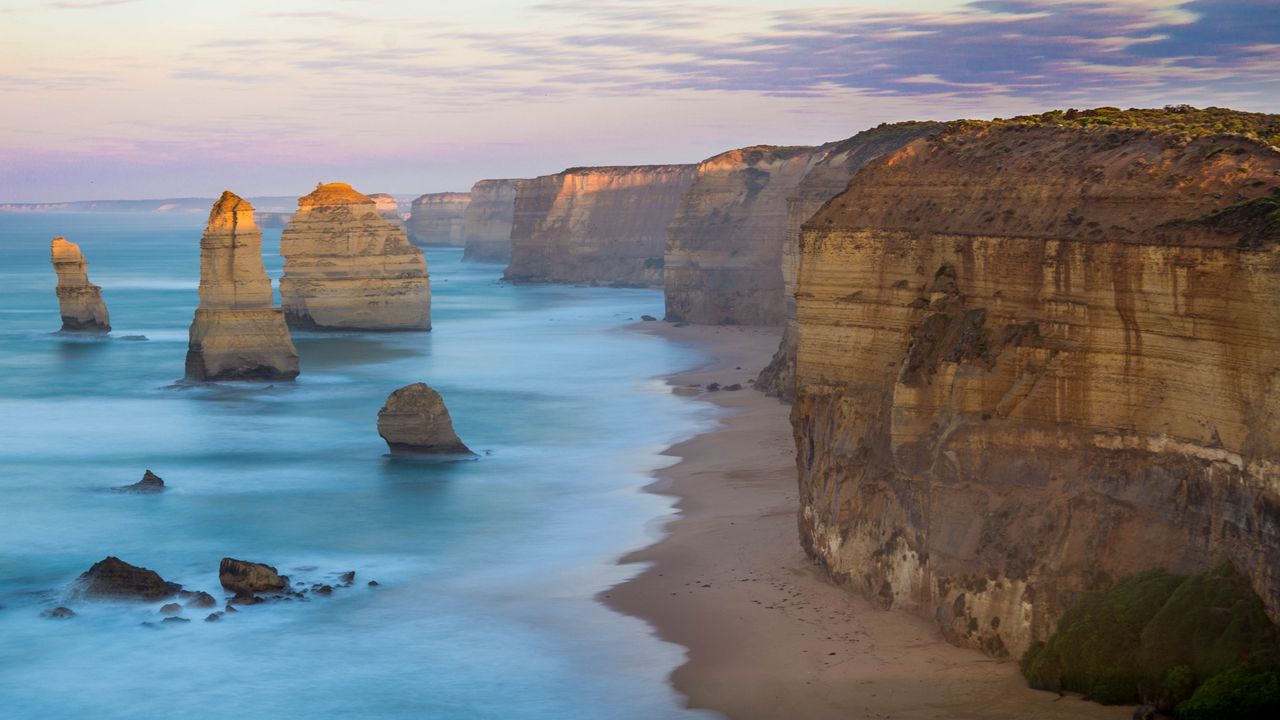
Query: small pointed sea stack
xmin=280 ymin=183 xmax=431 ymax=331
xmin=50 ymin=237 xmax=110 ymax=333
xmin=377 ymin=383 xmax=472 ymax=455
xmin=185 ymin=192 xmax=300 ymax=382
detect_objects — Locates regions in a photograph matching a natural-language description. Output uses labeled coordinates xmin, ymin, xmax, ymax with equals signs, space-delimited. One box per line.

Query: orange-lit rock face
xmin=462 ymin=179 xmax=524 ymax=263
xmin=791 ymin=121 xmax=1280 ymax=659
xmin=185 ymin=191 xmax=299 ymax=381
xmin=50 ymin=236 xmax=110 ymax=332
xmin=505 ymin=165 xmax=696 ymax=287
xmin=663 ymin=145 xmax=826 ymax=325
xmin=280 ymin=183 xmax=430 ymax=331
xmin=368 ymin=193 xmax=408 ymax=235
xmin=756 ymin=122 xmax=943 ymax=399
xmin=407 ymin=192 xmax=471 ymax=247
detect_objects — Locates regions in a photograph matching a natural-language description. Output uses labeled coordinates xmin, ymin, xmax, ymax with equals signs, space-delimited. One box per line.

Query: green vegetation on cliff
xmin=1022 ymin=563 xmax=1280 ymax=717
xmin=951 ymin=106 xmax=1280 ymax=147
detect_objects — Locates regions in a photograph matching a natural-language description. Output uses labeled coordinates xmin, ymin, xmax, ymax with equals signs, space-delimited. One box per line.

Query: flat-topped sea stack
xmin=461 ymin=179 xmax=523 ymax=263
xmin=50 ymin=237 xmax=110 ymax=333
xmin=368 ymin=193 xmax=408 ymax=234
xmin=185 ymin=192 xmax=299 ymax=382
xmin=663 ymin=145 xmax=828 ymax=325
xmin=407 ymin=192 xmax=470 ymax=247
xmin=757 ymin=121 xmax=943 ymax=399
xmin=377 ymin=383 xmax=472 ymax=455
xmin=790 ymin=107 xmax=1280 ymax=659
xmin=280 ymin=183 xmax=431 ymax=331
xmin=504 ymin=165 xmax=696 ymax=287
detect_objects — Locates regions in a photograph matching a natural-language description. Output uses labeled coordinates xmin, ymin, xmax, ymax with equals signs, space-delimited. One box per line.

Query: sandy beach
xmin=604 ymin=323 xmax=1130 ymax=720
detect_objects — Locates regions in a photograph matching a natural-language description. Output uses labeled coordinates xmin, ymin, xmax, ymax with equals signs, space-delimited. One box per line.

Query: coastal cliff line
xmin=789 ymin=107 xmax=1280 ymax=659
xmin=280 ymin=182 xmax=431 ymax=331
xmin=408 ymin=192 xmax=470 ymax=247
xmin=461 ymin=179 xmax=524 ymax=263
xmin=505 ymin=164 xmax=695 ymax=287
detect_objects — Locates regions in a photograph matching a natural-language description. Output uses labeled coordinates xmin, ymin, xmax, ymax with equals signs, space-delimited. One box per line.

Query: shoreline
xmin=604 ymin=322 xmax=1129 ymax=720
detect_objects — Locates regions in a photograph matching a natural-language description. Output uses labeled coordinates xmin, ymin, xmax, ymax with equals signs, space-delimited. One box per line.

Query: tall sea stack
xmin=50 ymin=236 xmax=110 ymax=333
xmin=790 ymin=108 xmax=1280 ymax=658
xmin=461 ymin=179 xmax=523 ymax=263
xmin=504 ymin=165 xmax=696 ymax=287
xmin=407 ymin=192 xmax=471 ymax=247
xmin=185 ymin=192 xmax=299 ymax=381
xmin=280 ymin=183 xmax=431 ymax=331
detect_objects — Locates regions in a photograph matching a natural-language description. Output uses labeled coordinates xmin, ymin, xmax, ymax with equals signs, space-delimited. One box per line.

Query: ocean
xmin=0 ymin=212 xmax=719 ymax=719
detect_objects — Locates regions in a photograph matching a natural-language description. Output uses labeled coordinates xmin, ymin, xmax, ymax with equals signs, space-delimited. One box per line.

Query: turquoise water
xmin=0 ymin=213 xmax=718 ymax=719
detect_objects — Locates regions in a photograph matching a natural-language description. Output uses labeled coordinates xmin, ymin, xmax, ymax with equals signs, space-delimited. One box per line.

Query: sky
xmin=0 ymin=0 xmax=1277 ymax=202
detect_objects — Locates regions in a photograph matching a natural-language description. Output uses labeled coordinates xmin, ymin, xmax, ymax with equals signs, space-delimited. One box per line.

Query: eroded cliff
xmin=185 ymin=192 xmax=299 ymax=381
xmin=407 ymin=192 xmax=470 ymax=247
xmin=791 ymin=108 xmax=1280 ymax=659
xmin=505 ymin=165 xmax=695 ymax=287
xmin=756 ymin=122 xmax=943 ymax=398
xmin=663 ymin=145 xmax=827 ymax=325
xmin=461 ymin=179 xmax=523 ymax=263
xmin=369 ymin=193 xmax=409 ymax=235
xmin=50 ymin=236 xmax=110 ymax=333
xmin=280 ymin=183 xmax=431 ymax=331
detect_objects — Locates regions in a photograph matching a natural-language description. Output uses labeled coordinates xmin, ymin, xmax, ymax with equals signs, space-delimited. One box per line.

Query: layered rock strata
xmin=663 ymin=145 xmax=828 ymax=325
xmin=369 ymin=193 xmax=409 ymax=235
xmin=505 ymin=165 xmax=696 ymax=287
xmin=791 ymin=113 xmax=1280 ymax=660
xmin=407 ymin=192 xmax=470 ymax=246
xmin=377 ymin=383 xmax=471 ymax=455
xmin=280 ymin=183 xmax=431 ymax=331
xmin=757 ymin=122 xmax=943 ymax=399
xmin=185 ymin=192 xmax=300 ymax=382
xmin=50 ymin=236 xmax=110 ymax=333
xmin=461 ymin=179 xmax=524 ymax=263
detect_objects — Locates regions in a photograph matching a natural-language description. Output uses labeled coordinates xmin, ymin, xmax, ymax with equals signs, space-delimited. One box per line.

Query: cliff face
xmin=280 ymin=183 xmax=431 ymax=331
xmin=407 ymin=192 xmax=470 ymax=247
xmin=185 ymin=192 xmax=299 ymax=381
xmin=461 ymin=179 xmax=523 ymax=263
xmin=368 ymin=193 xmax=408 ymax=235
xmin=791 ymin=118 xmax=1280 ymax=659
xmin=756 ymin=122 xmax=944 ymax=399
xmin=50 ymin=236 xmax=110 ymax=333
xmin=663 ymin=145 xmax=827 ymax=325
xmin=504 ymin=165 xmax=696 ymax=287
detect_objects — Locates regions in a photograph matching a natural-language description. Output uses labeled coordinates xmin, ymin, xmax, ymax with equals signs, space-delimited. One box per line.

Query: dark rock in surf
xmin=75 ymin=556 xmax=180 ymax=601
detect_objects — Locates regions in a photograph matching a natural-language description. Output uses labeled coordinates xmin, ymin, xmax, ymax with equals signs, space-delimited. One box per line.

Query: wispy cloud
xmin=50 ymin=0 xmax=139 ymax=9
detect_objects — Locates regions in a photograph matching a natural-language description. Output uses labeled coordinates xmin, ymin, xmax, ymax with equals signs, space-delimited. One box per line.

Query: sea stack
xmin=407 ymin=192 xmax=471 ymax=246
xmin=280 ymin=183 xmax=431 ymax=331
xmin=50 ymin=237 xmax=110 ymax=333
xmin=368 ymin=193 xmax=408 ymax=234
xmin=184 ymin=191 xmax=300 ymax=382
xmin=504 ymin=165 xmax=696 ymax=287
xmin=377 ymin=383 xmax=472 ymax=455
xmin=461 ymin=179 xmax=524 ymax=263
xmin=789 ymin=107 xmax=1280 ymax=658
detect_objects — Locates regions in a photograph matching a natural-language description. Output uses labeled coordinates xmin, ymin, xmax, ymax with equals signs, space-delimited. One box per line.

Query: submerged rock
xmin=205 ymin=611 xmax=223 ymax=622
xmin=161 ymin=616 xmax=190 ymax=624
xmin=119 ymin=469 xmax=165 ymax=493
xmin=75 ymin=556 xmax=179 ymax=601
xmin=50 ymin=236 xmax=110 ymax=333
xmin=185 ymin=191 xmax=300 ymax=382
xmin=376 ymin=383 xmax=472 ymax=455
xmin=185 ymin=591 xmax=217 ymax=609
xmin=42 ymin=606 xmax=76 ymax=619
xmin=159 ymin=603 xmax=182 ymax=615
xmin=219 ymin=557 xmax=287 ymax=595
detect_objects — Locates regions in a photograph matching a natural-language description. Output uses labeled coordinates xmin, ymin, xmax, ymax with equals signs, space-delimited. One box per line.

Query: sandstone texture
xmin=505 ymin=165 xmax=696 ymax=287
xmin=663 ymin=145 xmax=828 ymax=325
xmin=76 ymin=556 xmax=179 ymax=601
xmin=185 ymin=192 xmax=300 ymax=382
xmin=790 ymin=110 xmax=1280 ymax=660
xmin=280 ymin=183 xmax=431 ymax=331
xmin=368 ymin=193 xmax=409 ymax=235
xmin=757 ymin=122 xmax=943 ymax=399
xmin=377 ymin=383 xmax=472 ymax=455
xmin=50 ymin=236 xmax=110 ymax=333
xmin=407 ymin=192 xmax=470 ymax=246
xmin=461 ymin=179 xmax=524 ymax=263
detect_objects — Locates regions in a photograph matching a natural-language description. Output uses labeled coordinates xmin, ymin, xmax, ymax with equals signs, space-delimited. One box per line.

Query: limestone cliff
xmin=407 ymin=192 xmax=470 ymax=247
xmin=279 ymin=183 xmax=431 ymax=331
xmin=756 ymin=122 xmax=944 ymax=399
xmin=50 ymin=236 xmax=110 ymax=333
xmin=790 ymin=108 xmax=1280 ymax=659
xmin=461 ymin=179 xmax=524 ymax=263
xmin=368 ymin=193 xmax=408 ymax=235
xmin=663 ymin=145 xmax=830 ymax=325
xmin=185 ymin=191 xmax=299 ymax=381
xmin=505 ymin=165 xmax=696 ymax=287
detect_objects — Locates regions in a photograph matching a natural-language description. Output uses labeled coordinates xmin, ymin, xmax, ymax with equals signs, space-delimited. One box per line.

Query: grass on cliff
xmin=953 ymin=105 xmax=1280 ymax=147
xmin=1021 ymin=562 xmax=1280 ymax=717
